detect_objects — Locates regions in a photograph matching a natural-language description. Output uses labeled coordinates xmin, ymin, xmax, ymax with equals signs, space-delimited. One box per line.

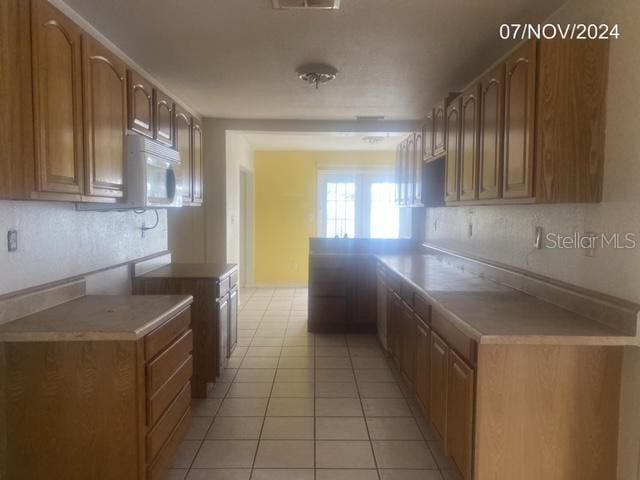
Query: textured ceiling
xmin=62 ymin=0 xmax=567 ymax=120
xmin=238 ymin=131 xmax=408 ymax=151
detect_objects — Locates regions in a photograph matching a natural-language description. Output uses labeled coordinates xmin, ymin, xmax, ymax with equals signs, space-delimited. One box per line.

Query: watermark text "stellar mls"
xmin=545 ymin=232 xmax=638 ymax=249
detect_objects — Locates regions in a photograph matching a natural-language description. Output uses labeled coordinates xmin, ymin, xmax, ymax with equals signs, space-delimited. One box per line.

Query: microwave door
xmin=146 ymin=157 xmax=175 ymax=206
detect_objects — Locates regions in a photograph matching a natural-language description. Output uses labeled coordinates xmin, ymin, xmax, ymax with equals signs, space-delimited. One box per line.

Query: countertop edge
xmin=0 ymin=295 xmax=194 ymax=342
xmin=376 ymin=255 xmax=637 ymax=347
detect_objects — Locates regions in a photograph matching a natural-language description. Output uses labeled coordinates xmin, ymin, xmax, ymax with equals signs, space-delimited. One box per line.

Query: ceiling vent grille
xmin=272 ymin=0 xmax=341 ymax=10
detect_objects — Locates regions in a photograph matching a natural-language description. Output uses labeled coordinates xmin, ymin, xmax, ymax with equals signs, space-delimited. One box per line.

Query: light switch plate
xmin=8 ymin=230 xmax=18 ymax=252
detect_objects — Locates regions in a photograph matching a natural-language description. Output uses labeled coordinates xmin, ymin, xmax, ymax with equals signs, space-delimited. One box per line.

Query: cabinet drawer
xmin=431 ymin=310 xmax=477 ymax=366
xmin=399 ymin=281 xmax=414 ymax=305
xmin=413 ymin=293 xmax=431 ymax=323
xmin=147 ymin=330 xmax=193 ymax=396
xmin=147 ymin=355 xmax=193 ymax=425
xmin=145 ymin=308 xmax=191 ymax=361
xmin=147 ymin=407 xmax=191 ymax=480
xmin=146 ymin=381 xmax=191 ymax=461
xmin=230 ymin=270 xmax=239 ymax=288
xmin=217 ymin=277 xmax=230 ymax=298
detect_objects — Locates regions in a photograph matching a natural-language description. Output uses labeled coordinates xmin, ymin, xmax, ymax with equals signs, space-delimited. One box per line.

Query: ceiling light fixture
xmin=297 ymin=63 xmax=338 ymax=89
xmin=362 ymin=136 xmax=385 ymax=145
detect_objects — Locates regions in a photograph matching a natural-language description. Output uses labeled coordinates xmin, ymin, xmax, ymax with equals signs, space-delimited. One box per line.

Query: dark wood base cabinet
xmin=308 ymin=254 xmax=377 ymax=334
xmin=0 ymin=305 xmax=193 ymax=480
xmin=380 ymin=259 xmax=622 ymax=480
xmin=133 ymin=263 xmax=239 ymax=398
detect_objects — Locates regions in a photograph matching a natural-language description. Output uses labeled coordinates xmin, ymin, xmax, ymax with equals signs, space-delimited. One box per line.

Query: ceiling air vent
xmin=272 ymin=0 xmax=341 ymax=10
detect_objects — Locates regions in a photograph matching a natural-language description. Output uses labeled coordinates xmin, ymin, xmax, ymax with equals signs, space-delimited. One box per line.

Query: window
xmin=318 ymin=170 xmax=410 ymax=239
xmin=325 ymin=181 xmax=356 ymax=238
xmin=370 ymin=182 xmax=400 ymax=239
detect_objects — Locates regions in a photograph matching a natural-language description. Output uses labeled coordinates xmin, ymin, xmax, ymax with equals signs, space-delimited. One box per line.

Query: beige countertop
xmin=136 ymin=263 xmax=237 ymax=279
xmin=376 ymin=253 xmax=636 ymax=346
xmin=0 ymin=294 xmax=193 ymax=342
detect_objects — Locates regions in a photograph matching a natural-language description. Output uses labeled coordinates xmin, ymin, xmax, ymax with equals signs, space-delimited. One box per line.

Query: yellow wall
xmin=254 ymin=151 xmax=395 ymax=284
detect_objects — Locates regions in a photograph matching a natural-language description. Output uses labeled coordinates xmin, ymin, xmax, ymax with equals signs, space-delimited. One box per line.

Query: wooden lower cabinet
xmin=133 ymin=264 xmax=239 ymax=398
xmin=400 ymin=301 xmax=416 ymax=387
xmin=429 ymin=330 xmax=449 ymax=441
xmin=383 ymin=260 xmax=623 ymax=480
xmin=446 ymin=350 xmax=475 ymax=480
xmin=414 ymin=317 xmax=431 ymax=416
xmin=1 ymin=306 xmax=193 ymax=480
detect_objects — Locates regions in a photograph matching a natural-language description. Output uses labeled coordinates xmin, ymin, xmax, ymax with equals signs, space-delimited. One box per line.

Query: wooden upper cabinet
xmin=423 ymin=110 xmax=434 ymax=161
xmin=433 ymin=100 xmax=447 ymax=157
xmin=406 ymin=134 xmax=415 ymax=205
xmin=459 ymin=84 xmax=480 ymax=201
xmin=535 ymin=39 xmax=608 ymax=203
xmin=414 ymin=129 xmax=423 ymax=205
xmin=82 ymin=35 xmax=127 ymax=200
xmin=430 ymin=330 xmax=449 ymax=440
xmin=479 ymin=64 xmax=505 ymax=200
xmin=503 ymin=40 xmax=536 ymax=199
xmin=446 ymin=350 xmax=475 ymax=480
xmin=415 ymin=318 xmax=431 ymax=417
xmin=192 ymin=119 xmax=204 ymax=204
xmin=174 ymin=105 xmax=193 ymax=204
xmin=31 ymin=0 xmax=84 ymax=197
xmin=127 ymin=70 xmax=154 ymax=138
xmin=445 ymin=96 xmax=462 ymax=202
xmin=154 ymin=89 xmax=174 ymax=147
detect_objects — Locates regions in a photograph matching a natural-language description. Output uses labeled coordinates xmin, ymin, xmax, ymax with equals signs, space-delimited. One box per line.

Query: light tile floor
xmin=168 ymin=287 xmax=461 ymax=480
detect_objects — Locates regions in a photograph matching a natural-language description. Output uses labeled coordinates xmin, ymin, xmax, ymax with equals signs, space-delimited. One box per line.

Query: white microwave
xmin=125 ymin=132 xmax=183 ymax=209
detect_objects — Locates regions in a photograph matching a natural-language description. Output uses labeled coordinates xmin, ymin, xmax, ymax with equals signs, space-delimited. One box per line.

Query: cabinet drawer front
xmin=145 ymin=308 xmax=191 ymax=361
xmin=147 ymin=355 xmax=193 ymax=425
xmin=229 ymin=270 xmax=239 ymax=288
xmin=147 ymin=330 xmax=193 ymax=396
xmin=147 ymin=382 xmax=191 ymax=461
xmin=217 ymin=277 xmax=230 ymax=298
xmin=432 ymin=310 xmax=477 ymax=366
xmin=413 ymin=294 xmax=431 ymax=323
xmin=147 ymin=407 xmax=191 ymax=480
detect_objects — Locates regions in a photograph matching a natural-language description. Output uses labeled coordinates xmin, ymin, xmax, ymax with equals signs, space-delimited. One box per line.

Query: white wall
xmin=226 ymin=132 xmax=255 ymax=266
xmin=422 ymin=0 xmax=640 ymax=477
xmin=0 ymin=201 xmax=167 ymax=296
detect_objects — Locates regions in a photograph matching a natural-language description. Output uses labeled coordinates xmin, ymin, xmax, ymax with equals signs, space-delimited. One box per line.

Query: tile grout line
xmin=348 ymin=335 xmax=383 ymax=480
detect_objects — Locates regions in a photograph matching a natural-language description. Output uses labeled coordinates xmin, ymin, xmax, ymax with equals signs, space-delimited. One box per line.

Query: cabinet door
xmin=388 ymin=291 xmax=403 ymax=366
xmin=414 ymin=129 xmax=423 ymax=205
xmin=401 ymin=302 xmax=416 ymax=388
xmin=395 ymin=144 xmax=402 ymax=204
xmin=127 ymin=70 xmax=154 ymax=138
xmin=31 ymin=0 xmax=84 ymax=196
xmin=423 ymin=110 xmax=434 ymax=161
xmin=174 ymin=105 xmax=193 ymax=204
xmin=228 ymin=287 xmax=238 ymax=357
xmin=459 ymin=84 xmax=480 ymax=201
xmin=406 ymin=134 xmax=415 ymax=205
xmin=154 ymin=89 xmax=174 ymax=147
xmin=503 ymin=40 xmax=536 ymax=199
xmin=433 ymin=100 xmax=446 ymax=156
xmin=82 ymin=35 xmax=127 ymax=200
xmin=430 ymin=330 xmax=449 ymax=440
xmin=415 ymin=318 xmax=431 ymax=416
xmin=446 ymin=350 xmax=475 ymax=480
xmin=479 ymin=64 xmax=505 ymax=200
xmin=445 ymin=97 xmax=462 ymax=202
xmin=216 ymin=295 xmax=229 ymax=377
xmin=192 ymin=119 xmax=204 ymax=204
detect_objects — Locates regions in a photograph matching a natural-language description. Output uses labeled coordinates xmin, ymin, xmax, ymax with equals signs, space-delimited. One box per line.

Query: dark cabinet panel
xmin=445 ymin=96 xmax=462 ymax=202
xmin=174 ymin=105 xmax=193 ymax=204
xmin=127 ymin=69 xmax=154 ymax=138
xmin=459 ymin=83 xmax=480 ymax=201
xmin=479 ymin=64 xmax=505 ymax=200
xmin=503 ymin=40 xmax=536 ymax=199
xmin=82 ymin=34 xmax=127 ymax=200
xmin=31 ymin=0 xmax=84 ymax=196
xmin=430 ymin=330 xmax=449 ymax=440
xmin=415 ymin=317 xmax=431 ymax=416
xmin=229 ymin=285 xmax=238 ymax=356
xmin=154 ymin=89 xmax=174 ymax=147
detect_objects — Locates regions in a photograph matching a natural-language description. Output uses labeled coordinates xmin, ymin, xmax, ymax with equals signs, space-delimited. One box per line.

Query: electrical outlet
xmin=534 ymin=226 xmax=543 ymax=249
xmin=7 ymin=230 xmax=18 ymax=252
